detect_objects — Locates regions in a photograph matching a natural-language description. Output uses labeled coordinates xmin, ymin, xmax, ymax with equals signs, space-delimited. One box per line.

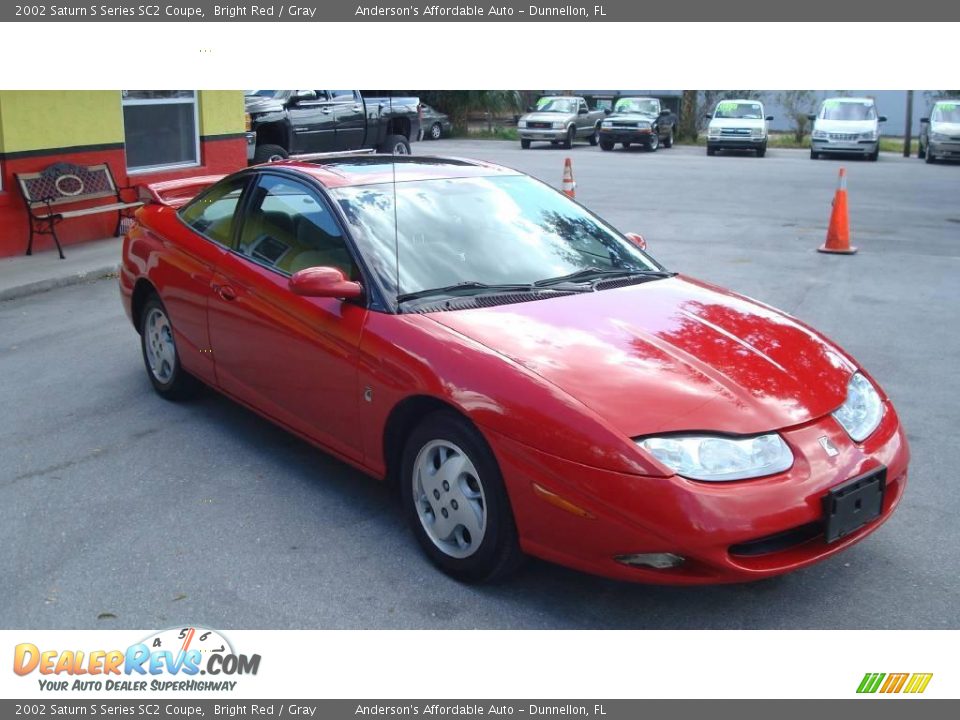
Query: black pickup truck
xmin=598 ymin=96 xmax=677 ymax=152
xmin=245 ymin=90 xmax=421 ymax=163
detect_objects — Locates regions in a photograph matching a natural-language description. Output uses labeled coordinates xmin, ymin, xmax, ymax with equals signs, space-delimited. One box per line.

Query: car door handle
xmin=214 ymin=284 xmax=237 ymax=301
xmin=321 ymin=107 xmax=332 ymax=114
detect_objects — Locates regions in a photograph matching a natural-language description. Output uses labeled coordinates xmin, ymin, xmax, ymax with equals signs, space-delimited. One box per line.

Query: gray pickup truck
xmin=518 ymin=96 xmax=606 ymax=149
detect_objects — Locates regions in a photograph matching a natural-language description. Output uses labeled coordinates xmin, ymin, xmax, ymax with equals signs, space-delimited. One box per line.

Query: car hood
xmin=709 ymin=117 xmax=766 ymax=129
xmin=813 ymin=119 xmax=878 ymax=133
xmin=931 ymin=121 xmax=960 ymax=135
xmin=429 ymin=276 xmax=856 ymax=438
xmin=522 ymin=112 xmax=574 ymax=123
xmin=245 ymin=96 xmax=284 ymax=114
xmin=607 ymin=112 xmax=657 ymax=123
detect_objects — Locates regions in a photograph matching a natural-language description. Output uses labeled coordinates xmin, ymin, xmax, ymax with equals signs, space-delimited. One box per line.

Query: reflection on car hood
xmin=607 ymin=112 xmax=656 ymax=122
xmin=931 ymin=121 xmax=960 ymax=135
xmin=522 ymin=112 xmax=574 ymax=123
xmin=430 ymin=276 xmax=856 ymax=437
xmin=814 ymin=119 xmax=878 ymax=133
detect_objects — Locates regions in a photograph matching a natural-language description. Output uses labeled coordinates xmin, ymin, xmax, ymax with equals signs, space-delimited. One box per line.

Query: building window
xmin=122 ymin=91 xmax=199 ymax=173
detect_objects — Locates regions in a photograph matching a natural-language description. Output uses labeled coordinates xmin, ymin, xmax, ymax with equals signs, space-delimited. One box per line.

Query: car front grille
xmin=828 ymin=132 xmax=859 ymax=141
xmin=720 ymin=128 xmax=751 ymax=136
xmin=528 ymin=122 xmax=553 ymax=129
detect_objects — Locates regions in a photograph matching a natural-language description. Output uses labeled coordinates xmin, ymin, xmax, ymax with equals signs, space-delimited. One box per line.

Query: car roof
xmin=262 ymin=155 xmax=522 ymax=189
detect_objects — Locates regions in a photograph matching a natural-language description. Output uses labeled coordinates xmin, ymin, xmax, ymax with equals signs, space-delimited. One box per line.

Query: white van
xmin=705 ymin=99 xmax=773 ymax=157
xmin=809 ymin=97 xmax=887 ymax=161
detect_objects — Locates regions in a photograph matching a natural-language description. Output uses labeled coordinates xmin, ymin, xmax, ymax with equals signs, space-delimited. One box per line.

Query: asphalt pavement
xmin=2 ymin=141 xmax=959 ymax=629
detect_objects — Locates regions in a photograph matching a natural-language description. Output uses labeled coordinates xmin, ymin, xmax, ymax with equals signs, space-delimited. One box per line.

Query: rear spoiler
xmin=138 ymin=175 xmax=226 ymax=208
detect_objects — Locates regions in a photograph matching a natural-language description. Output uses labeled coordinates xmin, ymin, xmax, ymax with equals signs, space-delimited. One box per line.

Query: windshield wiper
xmin=397 ymin=281 xmax=540 ymax=304
xmin=534 ymin=267 xmax=674 ymax=288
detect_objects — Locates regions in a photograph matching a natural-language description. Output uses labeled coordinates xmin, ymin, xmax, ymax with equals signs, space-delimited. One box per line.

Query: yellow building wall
xmin=0 ymin=90 xmax=244 ymax=155
xmin=0 ymin=91 xmax=123 ymax=153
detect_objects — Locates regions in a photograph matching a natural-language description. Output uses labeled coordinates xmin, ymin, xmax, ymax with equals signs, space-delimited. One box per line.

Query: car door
xmin=285 ymin=90 xmax=337 ymax=153
xmin=329 ymin=90 xmax=366 ymax=150
xmin=577 ymin=98 xmax=590 ymax=134
xmin=206 ymin=172 xmax=368 ymax=459
xmin=166 ymin=176 xmax=251 ymax=384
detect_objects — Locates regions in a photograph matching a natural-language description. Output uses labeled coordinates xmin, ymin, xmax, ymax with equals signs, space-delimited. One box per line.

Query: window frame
xmin=177 ymin=174 xmax=253 ymax=249
xmin=122 ymin=90 xmax=201 ymax=175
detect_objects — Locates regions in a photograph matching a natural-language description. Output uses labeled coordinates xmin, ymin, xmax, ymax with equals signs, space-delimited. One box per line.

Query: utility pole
xmin=903 ymin=90 xmax=914 ymax=157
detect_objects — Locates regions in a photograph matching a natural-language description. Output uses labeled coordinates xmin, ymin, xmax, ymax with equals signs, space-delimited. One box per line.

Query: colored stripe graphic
xmin=904 ymin=673 xmax=933 ymax=694
xmin=857 ymin=673 xmax=885 ymax=693
xmin=880 ymin=673 xmax=909 ymax=693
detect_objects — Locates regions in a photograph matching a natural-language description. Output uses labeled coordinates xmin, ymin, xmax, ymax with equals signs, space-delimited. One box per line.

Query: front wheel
xmin=588 ymin=125 xmax=600 ymax=146
xmin=139 ymin=296 xmax=200 ymax=401
xmin=379 ymin=134 xmax=411 ymax=155
xmin=520 ymin=139 xmax=531 ymax=149
xmin=868 ymin=145 xmax=879 ymax=162
xmin=647 ymin=133 xmax=659 ymax=152
xmin=918 ymin=141 xmax=926 ymax=159
xmin=810 ymin=149 xmax=819 ymax=160
xmin=401 ymin=411 xmax=523 ymax=583
xmin=600 ymin=138 xmax=615 ymax=151
xmin=925 ymin=146 xmax=936 ymax=164
xmin=756 ymin=144 xmax=767 ymax=158
xmin=562 ymin=125 xmax=575 ymax=149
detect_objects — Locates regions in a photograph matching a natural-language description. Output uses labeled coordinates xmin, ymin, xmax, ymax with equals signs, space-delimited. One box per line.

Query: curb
xmin=0 ymin=263 xmax=119 ymax=302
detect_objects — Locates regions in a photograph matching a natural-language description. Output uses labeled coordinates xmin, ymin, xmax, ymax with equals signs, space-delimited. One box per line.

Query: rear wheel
xmin=139 ymin=296 xmax=200 ymax=401
xmin=401 ymin=411 xmax=523 ymax=583
xmin=663 ymin=127 xmax=674 ymax=148
xmin=563 ymin=125 xmax=575 ymax=149
xmin=253 ymin=143 xmax=288 ymax=164
xmin=429 ymin=122 xmax=442 ymax=140
xmin=379 ymin=135 xmax=411 ymax=155
xmin=520 ymin=139 xmax=531 ymax=149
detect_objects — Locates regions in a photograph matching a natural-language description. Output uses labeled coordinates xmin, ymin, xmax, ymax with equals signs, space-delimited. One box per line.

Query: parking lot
xmin=2 ymin=140 xmax=958 ymax=630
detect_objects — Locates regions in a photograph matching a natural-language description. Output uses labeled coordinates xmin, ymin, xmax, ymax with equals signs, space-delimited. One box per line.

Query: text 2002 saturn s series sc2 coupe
xmin=120 ymin=155 xmax=909 ymax=584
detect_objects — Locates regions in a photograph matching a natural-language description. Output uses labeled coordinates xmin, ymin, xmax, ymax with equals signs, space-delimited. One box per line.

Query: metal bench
xmin=16 ymin=162 xmax=143 ymax=259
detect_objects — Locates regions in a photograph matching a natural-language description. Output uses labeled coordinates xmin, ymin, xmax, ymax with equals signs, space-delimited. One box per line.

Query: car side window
xmin=238 ymin=175 xmax=357 ymax=278
xmin=328 ymin=90 xmax=357 ymax=102
xmin=579 ymin=100 xmax=588 ymax=113
xmin=179 ymin=177 xmax=248 ymax=247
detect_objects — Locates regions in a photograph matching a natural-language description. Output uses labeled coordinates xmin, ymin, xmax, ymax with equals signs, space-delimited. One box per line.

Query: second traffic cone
xmin=561 ymin=157 xmax=576 ymax=199
xmin=818 ymin=167 xmax=857 ymax=254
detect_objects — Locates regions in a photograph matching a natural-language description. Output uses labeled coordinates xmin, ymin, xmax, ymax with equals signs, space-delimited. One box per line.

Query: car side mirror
xmin=291 ymin=90 xmax=317 ymax=103
xmin=878 ymin=115 xmax=888 ymax=123
xmin=920 ymin=117 xmax=930 ymax=124
xmin=806 ymin=114 xmax=817 ymax=121
xmin=579 ymin=108 xmax=589 ymax=115
xmin=604 ymin=108 xmax=612 ymax=115
xmin=659 ymin=109 xmax=671 ymax=117
xmin=624 ymin=232 xmax=647 ymax=251
xmin=765 ymin=115 xmax=774 ymax=121
xmin=289 ymin=266 xmax=363 ymax=300
xmin=527 ymin=106 xmax=535 ymax=113
xmin=703 ymin=114 xmax=712 ymax=121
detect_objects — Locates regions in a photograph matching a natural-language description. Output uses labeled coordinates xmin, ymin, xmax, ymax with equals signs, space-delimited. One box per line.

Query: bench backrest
xmin=17 ymin=162 xmax=119 ymax=208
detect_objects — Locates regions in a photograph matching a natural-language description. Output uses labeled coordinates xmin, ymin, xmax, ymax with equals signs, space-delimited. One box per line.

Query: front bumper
xmin=707 ymin=136 xmax=765 ymax=149
xmin=486 ymin=402 xmax=908 ymax=584
xmin=519 ymin=128 xmax=567 ymax=141
xmin=812 ymin=138 xmax=878 ymax=155
xmin=601 ymin=127 xmax=655 ymax=144
xmin=928 ymin=139 xmax=960 ymax=159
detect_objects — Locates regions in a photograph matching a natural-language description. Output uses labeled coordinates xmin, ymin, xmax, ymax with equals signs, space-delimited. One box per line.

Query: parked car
xmin=121 ymin=155 xmax=908 ymax=585
xmin=245 ymin=90 xmax=420 ymax=163
xmin=599 ymin=96 xmax=677 ymax=152
xmin=809 ymin=97 xmax=886 ymax=161
xmin=517 ymin=96 xmax=606 ymax=149
xmin=919 ymin=99 xmax=960 ymax=164
xmin=705 ymin=99 xmax=773 ymax=157
xmin=420 ymin=104 xmax=452 ymax=140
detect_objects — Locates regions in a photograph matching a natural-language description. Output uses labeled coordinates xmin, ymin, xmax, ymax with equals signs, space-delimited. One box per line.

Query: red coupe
xmin=120 ymin=155 xmax=909 ymax=584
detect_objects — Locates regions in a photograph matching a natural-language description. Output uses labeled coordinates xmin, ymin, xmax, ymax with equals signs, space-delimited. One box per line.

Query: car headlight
xmin=812 ymin=130 xmax=828 ymax=139
xmin=553 ymin=122 xmax=565 ymax=129
xmin=636 ymin=433 xmax=793 ymax=482
xmin=518 ymin=120 xmax=527 ymax=129
xmin=707 ymin=126 xmax=721 ymax=136
xmin=636 ymin=121 xmax=651 ymax=130
xmin=859 ymin=130 xmax=878 ymax=140
xmin=931 ymin=132 xmax=948 ymax=141
xmin=751 ymin=127 xmax=764 ymax=137
xmin=833 ymin=372 xmax=883 ymax=442
xmin=602 ymin=120 xmax=613 ymax=128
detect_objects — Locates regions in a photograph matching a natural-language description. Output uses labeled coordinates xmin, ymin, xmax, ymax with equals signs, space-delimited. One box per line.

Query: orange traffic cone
xmin=561 ymin=158 xmax=576 ymax=199
xmin=818 ymin=167 xmax=857 ymax=254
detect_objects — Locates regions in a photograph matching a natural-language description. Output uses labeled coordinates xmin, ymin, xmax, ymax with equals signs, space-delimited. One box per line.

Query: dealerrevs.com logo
xmin=13 ymin=626 xmax=261 ymax=692
xmin=857 ymin=672 xmax=933 ymax=694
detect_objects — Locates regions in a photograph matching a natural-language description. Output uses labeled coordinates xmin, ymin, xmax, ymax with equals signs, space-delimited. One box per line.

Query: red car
xmin=120 ymin=155 xmax=909 ymax=585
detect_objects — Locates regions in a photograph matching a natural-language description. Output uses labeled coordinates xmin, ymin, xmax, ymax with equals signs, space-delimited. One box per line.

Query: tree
xmin=777 ymin=90 xmax=820 ymax=143
xmin=416 ymin=91 xmax=521 ymax=135
xmin=678 ymin=91 xmax=698 ymax=141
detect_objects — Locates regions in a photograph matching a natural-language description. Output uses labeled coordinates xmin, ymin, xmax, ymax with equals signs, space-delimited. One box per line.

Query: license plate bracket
xmin=823 ymin=467 xmax=886 ymax=543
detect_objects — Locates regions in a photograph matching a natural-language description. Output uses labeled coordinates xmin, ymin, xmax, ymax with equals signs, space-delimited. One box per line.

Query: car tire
xmin=379 ymin=135 xmax=411 ymax=155
xmin=623 ymin=142 xmax=632 ymax=149
xmin=918 ymin=141 xmax=926 ymax=159
xmin=520 ymin=139 xmax=531 ymax=149
xmin=139 ymin=295 xmax=200 ymax=402
xmin=756 ymin=144 xmax=766 ymax=158
xmin=401 ymin=410 xmax=524 ymax=584
xmin=810 ymin=149 xmax=819 ymax=160
xmin=664 ymin=127 xmax=674 ymax=148
xmin=429 ymin=122 xmax=442 ymax=140
xmin=563 ymin=125 xmax=575 ymax=149
xmin=647 ymin=133 xmax=659 ymax=152
xmin=588 ymin=125 xmax=600 ymax=146
xmin=599 ymin=139 xmax=615 ymax=151
xmin=707 ymin=146 xmax=716 ymax=156
xmin=253 ymin=144 xmax=289 ymax=164
xmin=925 ymin=147 xmax=936 ymax=164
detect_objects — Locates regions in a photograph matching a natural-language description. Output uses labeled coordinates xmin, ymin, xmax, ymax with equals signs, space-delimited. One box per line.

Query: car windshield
xmin=820 ymin=101 xmax=877 ymax=121
xmin=614 ymin=98 xmax=659 ymax=115
xmin=246 ymin=90 xmax=283 ymax=98
xmin=330 ymin=174 xmax=660 ymax=303
xmin=536 ymin=98 xmax=576 ymax=113
xmin=714 ymin=101 xmax=763 ymax=119
xmin=932 ymin=102 xmax=960 ymax=123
